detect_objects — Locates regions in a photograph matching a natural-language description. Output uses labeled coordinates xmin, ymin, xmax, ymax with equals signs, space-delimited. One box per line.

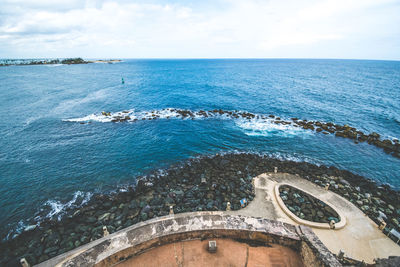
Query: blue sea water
xmin=0 ymin=59 xmax=399 ymax=237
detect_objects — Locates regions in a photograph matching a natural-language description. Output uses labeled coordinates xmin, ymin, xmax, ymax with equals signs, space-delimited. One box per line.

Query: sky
xmin=0 ymin=0 xmax=399 ymax=59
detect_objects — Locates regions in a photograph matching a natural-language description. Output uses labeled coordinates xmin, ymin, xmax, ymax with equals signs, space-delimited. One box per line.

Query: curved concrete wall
xmin=36 ymin=212 xmax=341 ymax=267
xmin=274 ymin=183 xmax=347 ymax=229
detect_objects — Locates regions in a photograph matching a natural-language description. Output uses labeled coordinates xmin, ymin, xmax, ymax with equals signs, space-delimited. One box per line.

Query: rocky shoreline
xmin=0 ymin=58 xmax=122 ymax=67
xmin=90 ymin=108 xmax=400 ymax=160
xmin=0 ymin=153 xmax=399 ymax=266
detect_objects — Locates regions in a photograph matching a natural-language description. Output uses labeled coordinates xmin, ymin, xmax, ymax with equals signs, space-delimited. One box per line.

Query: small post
xmin=274 ymin=167 xmax=278 ymax=173
xmin=329 ymin=220 xmax=336 ymax=229
xmin=103 ymin=226 xmax=109 ymax=237
xmin=226 ymin=202 xmax=231 ymax=211
xmin=20 ymin=258 xmax=30 ymax=267
xmin=208 ymin=240 xmax=217 ymax=253
xmin=324 ymin=183 xmax=330 ymax=190
xmin=169 ymin=205 xmax=174 ymax=215
xmin=338 ymin=250 xmax=345 ymax=260
xmin=379 ymin=220 xmax=387 ymax=231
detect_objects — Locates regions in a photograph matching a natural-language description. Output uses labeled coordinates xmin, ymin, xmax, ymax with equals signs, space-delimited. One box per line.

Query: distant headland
xmin=0 ymin=58 xmax=122 ymax=66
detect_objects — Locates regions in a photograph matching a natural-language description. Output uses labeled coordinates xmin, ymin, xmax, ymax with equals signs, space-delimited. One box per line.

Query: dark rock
xmin=140 ymin=213 xmax=148 ymax=221
xmin=44 ymin=246 xmax=58 ymax=255
xmin=85 ymin=217 xmax=96 ymax=224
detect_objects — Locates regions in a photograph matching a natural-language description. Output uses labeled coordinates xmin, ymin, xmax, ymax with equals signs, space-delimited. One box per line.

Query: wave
xmin=63 ymin=112 xmax=118 ymax=123
xmin=6 ymin=220 xmax=27 ymax=240
xmin=63 ymin=108 xmax=194 ymax=123
xmin=5 ymin=191 xmax=92 ymax=240
xmin=39 ymin=191 xmax=92 ymax=221
xmin=263 ymin=151 xmax=322 ymax=165
xmin=210 ymin=150 xmax=322 ymax=166
xmin=235 ymin=118 xmax=309 ymax=137
xmin=63 ymin=108 xmax=310 ymax=137
xmin=45 ymin=64 xmax=63 ymax=67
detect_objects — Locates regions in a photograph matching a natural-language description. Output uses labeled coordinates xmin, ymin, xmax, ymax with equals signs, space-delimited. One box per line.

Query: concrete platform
xmin=115 ymin=239 xmax=304 ymax=267
xmin=228 ymin=172 xmax=400 ymax=264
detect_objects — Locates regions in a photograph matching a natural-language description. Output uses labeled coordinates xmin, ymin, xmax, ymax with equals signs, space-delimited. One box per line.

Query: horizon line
xmin=1 ymin=57 xmax=399 ymax=62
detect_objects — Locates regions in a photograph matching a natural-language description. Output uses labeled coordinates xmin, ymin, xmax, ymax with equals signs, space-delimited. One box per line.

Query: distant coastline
xmin=0 ymin=58 xmax=122 ymax=67
xmin=89 ymin=59 xmax=122 ymax=64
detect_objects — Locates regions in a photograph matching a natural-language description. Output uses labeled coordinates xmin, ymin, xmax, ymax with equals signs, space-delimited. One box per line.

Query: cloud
xmin=0 ymin=0 xmax=399 ymax=59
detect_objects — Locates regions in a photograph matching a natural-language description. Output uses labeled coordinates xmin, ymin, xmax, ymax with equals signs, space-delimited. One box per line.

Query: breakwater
xmin=66 ymin=108 xmax=400 ymax=160
xmin=1 ymin=153 xmax=399 ymax=266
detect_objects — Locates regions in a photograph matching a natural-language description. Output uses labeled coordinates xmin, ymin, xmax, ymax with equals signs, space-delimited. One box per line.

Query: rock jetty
xmin=94 ymin=108 xmax=400 ymax=159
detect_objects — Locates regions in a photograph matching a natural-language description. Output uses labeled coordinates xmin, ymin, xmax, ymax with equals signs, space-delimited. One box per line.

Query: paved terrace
xmin=115 ymin=239 xmax=303 ymax=267
xmin=227 ymin=172 xmax=400 ymax=264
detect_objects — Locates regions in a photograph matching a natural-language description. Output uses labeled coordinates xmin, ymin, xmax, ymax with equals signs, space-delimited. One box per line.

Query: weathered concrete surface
xmin=115 ymin=239 xmax=304 ymax=267
xmin=228 ymin=173 xmax=400 ymax=263
xmin=36 ymin=212 xmax=340 ymax=267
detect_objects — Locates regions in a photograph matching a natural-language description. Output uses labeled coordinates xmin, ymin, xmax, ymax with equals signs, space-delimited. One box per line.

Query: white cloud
xmin=0 ymin=0 xmax=399 ymax=59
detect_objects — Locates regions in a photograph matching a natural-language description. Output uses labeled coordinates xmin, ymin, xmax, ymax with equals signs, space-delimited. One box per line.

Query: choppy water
xmin=0 ymin=59 xmax=399 ymax=237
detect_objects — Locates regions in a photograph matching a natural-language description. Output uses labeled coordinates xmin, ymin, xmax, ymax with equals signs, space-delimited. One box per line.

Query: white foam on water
xmin=63 ymin=109 xmax=136 ymax=123
xmin=63 ymin=113 xmax=113 ymax=122
xmin=136 ymin=108 xmax=208 ymax=120
xmin=63 ymin=108 xmax=186 ymax=123
xmin=64 ymin=108 xmax=238 ymax=123
xmin=4 ymin=191 xmax=92 ymax=241
xmin=209 ymin=150 xmax=322 ymax=166
xmin=235 ymin=117 xmax=309 ymax=137
xmin=44 ymin=200 xmax=64 ymax=219
xmin=150 ymin=108 xmax=181 ymax=119
xmin=41 ymin=191 xmax=93 ymax=221
xmin=264 ymin=152 xmax=322 ymax=165
xmin=63 ymin=108 xmax=312 ymax=138
xmin=134 ymin=109 xmax=177 ymax=120
xmin=5 ymin=220 xmax=27 ymax=240
xmin=25 ymin=116 xmax=40 ymax=125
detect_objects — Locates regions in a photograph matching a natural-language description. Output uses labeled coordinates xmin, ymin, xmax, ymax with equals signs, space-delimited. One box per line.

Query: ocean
xmin=0 ymin=59 xmax=399 ymax=238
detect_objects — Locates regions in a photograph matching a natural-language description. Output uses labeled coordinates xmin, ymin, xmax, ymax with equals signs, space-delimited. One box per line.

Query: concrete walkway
xmin=227 ymin=172 xmax=400 ymax=264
